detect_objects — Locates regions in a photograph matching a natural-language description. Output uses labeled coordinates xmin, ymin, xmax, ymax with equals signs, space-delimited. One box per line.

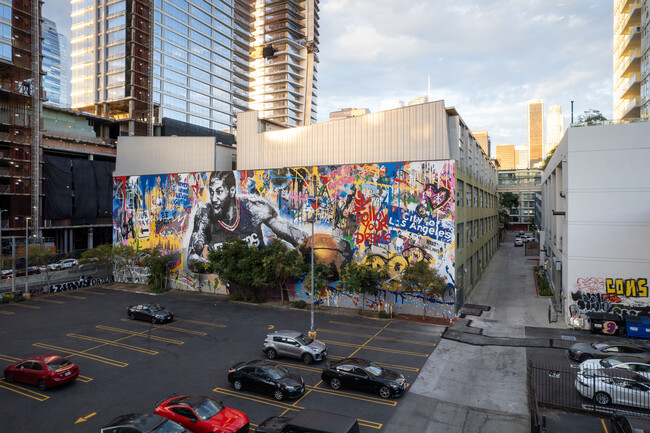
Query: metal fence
xmin=527 ymin=361 xmax=650 ymax=431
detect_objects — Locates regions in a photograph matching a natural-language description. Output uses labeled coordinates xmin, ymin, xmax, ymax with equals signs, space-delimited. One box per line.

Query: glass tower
xmin=42 ymin=18 xmax=67 ymax=107
xmin=70 ymin=0 xmax=253 ymax=134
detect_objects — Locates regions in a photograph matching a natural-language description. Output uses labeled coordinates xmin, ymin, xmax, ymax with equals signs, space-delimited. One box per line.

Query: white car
xmin=575 ymin=369 xmax=650 ymax=408
xmin=59 ymin=259 xmax=78 ymax=269
xmin=580 ymin=355 xmax=650 ymax=379
xmin=514 ymin=238 xmax=523 ymax=247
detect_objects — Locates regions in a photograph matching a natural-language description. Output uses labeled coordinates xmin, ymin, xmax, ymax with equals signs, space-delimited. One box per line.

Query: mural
xmin=113 ymin=161 xmax=456 ymax=317
xmin=570 ymin=277 xmax=650 ymax=319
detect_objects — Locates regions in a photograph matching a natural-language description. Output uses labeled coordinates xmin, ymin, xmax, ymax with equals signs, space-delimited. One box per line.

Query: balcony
xmin=620 ymin=1 xmax=641 ymax=35
xmin=621 ymin=26 xmax=642 ymax=56
xmin=620 ymin=97 xmax=641 ymax=119
xmin=621 ymin=73 xmax=641 ymax=99
xmin=620 ymin=50 xmax=641 ymax=78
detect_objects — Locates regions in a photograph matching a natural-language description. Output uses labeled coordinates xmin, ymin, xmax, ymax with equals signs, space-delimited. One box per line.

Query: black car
xmin=127 ymin=304 xmax=174 ymax=324
xmin=321 ymin=358 xmax=407 ymax=399
xmin=227 ymin=360 xmax=304 ymax=401
xmin=101 ymin=413 xmax=188 ymax=433
xmin=256 ymin=409 xmax=360 ymax=433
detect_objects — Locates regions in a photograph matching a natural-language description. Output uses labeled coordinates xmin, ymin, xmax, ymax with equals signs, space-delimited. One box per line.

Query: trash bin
xmin=626 ymin=315 xmax=650 ymax=340
xmin=587 ymin=312 xmax=625 ymax=336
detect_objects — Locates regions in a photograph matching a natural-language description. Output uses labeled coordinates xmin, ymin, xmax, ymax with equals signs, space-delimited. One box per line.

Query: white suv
xmin=59 ymin=259 xmax=78 ymax=269
xmin=263 ymin=330 xmax=328 ymax=365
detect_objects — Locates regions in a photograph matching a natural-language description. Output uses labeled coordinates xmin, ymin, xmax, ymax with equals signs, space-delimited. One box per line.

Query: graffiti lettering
xmin=50 ymin=275 xmax=114 ymax=293
xmin=355 ymin=232 xmax=391 ymax=245
xmin=606 ymin=278 xmax=648 ymax=298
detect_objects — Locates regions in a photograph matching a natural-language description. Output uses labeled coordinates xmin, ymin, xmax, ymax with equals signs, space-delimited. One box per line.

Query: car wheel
xmin=37 ymin=380 xmax=47 ymax=391
xmin=302 ymin=353 xmax=313 ymax=365
xmin=330 ymin=378 xmax=342 ymax=390
xmin=274 ymin=389 xmax=284 ymax=401
xmin=266 ymin=348 xmax=278 ymax=360
xmin=579 ymin=354 xmax=592 ymax=362
xmin=233 ymin=379 xmax=242 ymax=391
xmin=379 ymin=386 xmax=391 ymax=399
xmin=129 ymin=312 xmax=135 ymax=320
xmin=5 ymin=372 xmax=13 ymax=383
xmin=151 ymin=317 xmax=157 ymax=324
xmin=594 ymin=391 xmax=611 ymax=406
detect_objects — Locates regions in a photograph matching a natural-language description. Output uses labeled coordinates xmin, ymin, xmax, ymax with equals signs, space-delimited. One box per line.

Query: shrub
xmin=378 ymin=310 xmax=390 ymax=319
xmin=251 ymin=296 xmax=266 ymax=304
xmin=292 ymin=300 xmax=307 ymax=309
xmin=229 ymin=293 xmax=246 ymax=301
xmin=535 ymin=267 xmax=553 ymax=296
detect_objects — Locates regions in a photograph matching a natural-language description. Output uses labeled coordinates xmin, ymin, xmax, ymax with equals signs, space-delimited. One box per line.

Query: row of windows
xmin=456 ymin=180 xmax=496 ymax=208
xmin=456 ymin=216 xmax=498 ymax=250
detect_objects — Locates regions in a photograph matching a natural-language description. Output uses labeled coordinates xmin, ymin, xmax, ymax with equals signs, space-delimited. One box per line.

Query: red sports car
xmin=154 ymin=394 xmax=249 ymax=433
xmin=4 ymin=354 xmax=79 ymax=391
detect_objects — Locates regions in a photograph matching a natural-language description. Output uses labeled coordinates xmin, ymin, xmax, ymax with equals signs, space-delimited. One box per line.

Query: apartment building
xmin=613 ymin=0 xmax=648 ymax=120
xmin=497 ymin=169 xmax=542 ymax=231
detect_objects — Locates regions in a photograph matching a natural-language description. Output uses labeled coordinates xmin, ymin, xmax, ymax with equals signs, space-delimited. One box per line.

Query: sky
xmin=43 ymin=0 xmax=614 ymax=155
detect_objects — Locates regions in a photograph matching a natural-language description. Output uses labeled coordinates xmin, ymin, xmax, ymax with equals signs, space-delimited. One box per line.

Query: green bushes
xmin=378 ymin=310 xmax=391 ymax=319
xmin=535 ymin=267 xmax=553 ymax=296
xmin=292 ymin=300 xmax=308 ymax=309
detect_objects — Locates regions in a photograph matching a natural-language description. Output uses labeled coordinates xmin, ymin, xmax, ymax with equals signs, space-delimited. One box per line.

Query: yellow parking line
xmin=9 ymin=303 xmax=40 ymax=309
xmin=0 ymin=378 xmax=49 ymax=401
xmin=78 ymin=290 xmax=106 ymax=296
xmin=66 ymin=333 xmax=158 ymax=355
xmin=358 ymin=419 xmax=382 ymax=429
xmin=306 ymin=385 xmax=397 ymax=406
xmin=269 ymin=361 xmax=323 ymax=373
xmin=212 ymin=387 xmax=304 ymax=410
xmin=0 ymin=309 xmax=13 ymax=315
xmin=320 ymin=339 xmax=430 ymax=357
xmin=33 ymin=298 xmax=65 ymax=304
xmin=96 ymin=325 xmax=184 ymax=345
xmin=0 ymin=354 xmax=20 ymax=363
xmin=175 ymin=319 xmax=226 ymax=328
xmin=120 ymin=319 xmax=207 ymax=336
xmin=55 ymin=293 xmax=87 ymax=299
xmin=77 ymin=375 xmax=93 ymax=383
xmin=317 ymin=328 xmax=438 ymax=345
xmin=33 ymin=343 xmax=128 ymax=367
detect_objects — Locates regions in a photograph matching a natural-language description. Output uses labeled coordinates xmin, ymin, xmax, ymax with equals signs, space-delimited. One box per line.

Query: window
xmin=457 ymin=223 xmax=464 ymax=249
xmin=466 ymin=184 xmax=472 ymax=207
xmin=107 ymin=15 xmax=125 ymax=30
xmin=456 ymin=180 xmax=463 ymax=207
xmin=166 ymin=0 xmax=188 ymax=12
xmin=466 ymin=222 xmax=472 ymax=244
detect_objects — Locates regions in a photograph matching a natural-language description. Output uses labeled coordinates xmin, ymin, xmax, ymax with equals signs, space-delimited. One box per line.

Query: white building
xmin=541 ymin=121 xmax=650 ymax=326
xmin=545 ymin=104 xmax=563 ymax=157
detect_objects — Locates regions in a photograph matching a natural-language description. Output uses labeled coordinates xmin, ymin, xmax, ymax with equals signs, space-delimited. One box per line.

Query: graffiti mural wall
xmin=570 ymin=276 xmax=650 ymax=319
xmin=113 ymin=161 xmax=456 ymax=316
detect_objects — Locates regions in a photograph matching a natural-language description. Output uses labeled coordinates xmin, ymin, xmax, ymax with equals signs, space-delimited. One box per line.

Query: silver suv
xmin=263 ymin=330 xmax=328 ymax=365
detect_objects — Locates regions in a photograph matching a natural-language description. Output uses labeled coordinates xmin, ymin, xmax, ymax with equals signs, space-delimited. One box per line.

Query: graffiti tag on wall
xmin=571 ymin=276 xmax=650 ymax=319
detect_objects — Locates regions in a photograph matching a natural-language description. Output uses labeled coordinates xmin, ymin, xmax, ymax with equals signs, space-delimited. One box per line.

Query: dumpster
xmin=587 ymin=312 xmax=625 ymax=336
xmin=626 ymin=315 xmax=650 ymax=340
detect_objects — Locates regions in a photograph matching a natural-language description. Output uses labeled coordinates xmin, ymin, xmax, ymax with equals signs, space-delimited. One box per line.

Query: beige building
xmin=237 ymin=101 xmax=499 ymax=306
xmin=515 ymin=146 xmax=529 ymax=169
xmin=528 ymin=100 xmax=544 ymax=167
xmin=329 ymin=107 xmax=370 ymax=121
xmin=472 ymin=130 xmax=490 ymax=157
xmin=496 ymin=144 xmax=515 ymax=169
xmin=613 ymin=0 xmax=648 ymax=120
xmin=545 ymin=105 xmax=564 ymax=157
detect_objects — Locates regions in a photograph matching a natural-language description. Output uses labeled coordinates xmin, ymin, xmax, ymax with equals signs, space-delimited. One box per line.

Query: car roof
xmin=270 ymin=330 xmax=302 ymax=337
xmin=103 ymin=413 xmax=166 ymax=431
xmin=169 ymin=395 xmax=209 ymax=408
xmin=333 ymin=358 xmax=370 ymax=368
xmin=288 ymin=409 xmax=357 ymax=432
xmin=604 ymin=354 xmax=650 ymax=363
xmin=241 ymin=359 xmax=274 ymax=368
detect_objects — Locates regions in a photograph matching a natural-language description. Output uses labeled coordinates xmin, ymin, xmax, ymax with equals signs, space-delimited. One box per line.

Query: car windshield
xmin=150 ymin=304 xmax=165 ymax=312
xmin=601 ymin=358 xmax=623 ymax=368
xmin=296 ymin=333 xmax=313 ymax=345
xmin=266 ymin=364 xmax=289 ymax=380
xmin=194 ymin=398 xmax=223 ymax=421
xmin=46 ymin=358 xmax=72 ymax=371
xmin=366 ymin=361 xmax=383 ymax=376
xmin=154 ymin=419 xmax=185 ymax=433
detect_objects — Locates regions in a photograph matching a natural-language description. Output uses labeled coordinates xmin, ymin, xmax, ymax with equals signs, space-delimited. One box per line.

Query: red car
xmin=154 ymin=394 xmax=249 ymax=433
xmin=4 ymin=354 xmax=79 ymax=391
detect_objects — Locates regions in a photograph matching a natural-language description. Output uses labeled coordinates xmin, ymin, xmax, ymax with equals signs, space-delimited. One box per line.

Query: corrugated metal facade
xmin=237 ymin=100 xmax=452 ymax=170
xmin=114 ymin=137 xmax=235 ymax=176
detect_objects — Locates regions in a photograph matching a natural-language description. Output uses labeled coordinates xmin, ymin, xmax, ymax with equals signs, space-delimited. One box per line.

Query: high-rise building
xmin=613 ymin=0 xmax=648 ymax=120
xmin=249 ymin=0 xmax=319 ymax=127
xmin=515 ymin=146 xmax=529 ymax=170
xmin=527 ymin=100 xmax=544 ymax=167
xmin=545 ymin=104 xmax=563 ymax=157
xmin=472 ymin=130 xmax=490 ymax=157
xmin=42 ymin=18 xmax=68 ymax=107
xmin=70 ymin=0 xmax=254 ymax=135
xmin=496 ymin=144 xmax=515 ymax=170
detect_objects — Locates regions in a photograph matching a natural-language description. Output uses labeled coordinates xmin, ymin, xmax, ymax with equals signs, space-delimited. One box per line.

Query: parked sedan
xmin=101 ymin=413 xmax=188 ymax=433
xmin=263 ymin=330 xmax=328 ymax=364
xmin=4 ymin=354 xmax=79 ymax=391
xmin=228 ymin=360 xmax=304 ymax=401
xmin=575 ymin=369 xmax=650 ymax=409
xmin=321 ymin=358 xmax=407 ymax=399
xmin=580 ymin=355 xmax=650 ymax=379
xmin=127 ymin=304 xmax=174 ymax=324
xmin=514 ymin=238 xmax=523 ymax=247
xmin=568 ymin=340 xmax=649 ymax=362
xmin=154 ymin=394 xmax=249 ymax=433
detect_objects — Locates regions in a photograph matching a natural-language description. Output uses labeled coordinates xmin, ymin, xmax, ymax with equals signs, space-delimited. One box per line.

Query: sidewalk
xmin=382 ymin=233 xmax=567 ymax=433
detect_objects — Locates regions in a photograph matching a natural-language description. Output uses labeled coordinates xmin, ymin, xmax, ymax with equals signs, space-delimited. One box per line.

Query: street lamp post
xmin=0 ymin=209 xmax=6 ymax=271
xmin=308 ymin=175 xmax=317 ymax=340
xmin=25 ymin=217 xmax=31 ymax=294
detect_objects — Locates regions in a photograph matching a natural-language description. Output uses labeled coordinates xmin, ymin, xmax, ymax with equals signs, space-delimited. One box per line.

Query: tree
xmin=400 ymin=261 xmax=447 ymax=319
xmin=207 ymin=238 xmax=262 ymax=300
xmin=300 ymin=261 xmax=336 ymax=305
xmin=260 ymin=239 xmax=304 ymax=303
xmin=577 ymin=109 xmax=607 ymax=125
xmin=140 ymin=246 xmax=173 ymax=293
xmin=340 ymin=259 xmax=386 ymax=312
xmin=27 ymin=245 xmax=55 ymax=267
xmin=499 ymin=192 xmax=519 ymax=209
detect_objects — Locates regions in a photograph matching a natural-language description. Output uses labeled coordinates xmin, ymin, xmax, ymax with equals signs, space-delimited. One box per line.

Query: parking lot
xmin=0 ymin=285 xmax=443 ymax=432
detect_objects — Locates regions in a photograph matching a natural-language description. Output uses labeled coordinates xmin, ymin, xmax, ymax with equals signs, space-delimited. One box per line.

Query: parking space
xmin=0 ymin=287 xmax=442 ymax=432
